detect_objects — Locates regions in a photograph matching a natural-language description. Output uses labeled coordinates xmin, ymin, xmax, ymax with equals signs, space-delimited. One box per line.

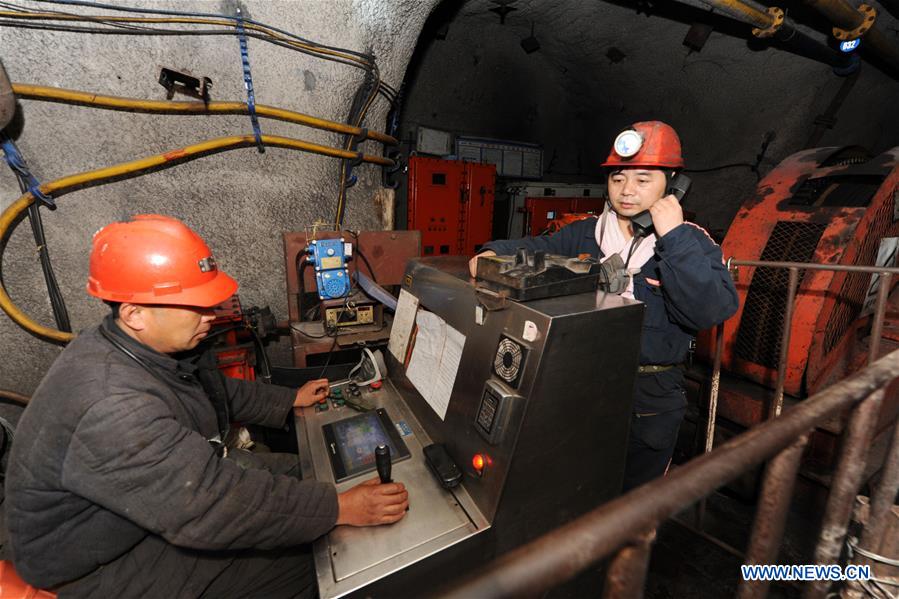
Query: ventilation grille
xmin=789 ymin=175 xmax=885 ymax=208
xmin=494 ymin=336 xmax=525 ymax=387
xmin=823 ymin=188 xmax=894 ymax=353
xmin=735 ymin=222 xmax=827 ymax=368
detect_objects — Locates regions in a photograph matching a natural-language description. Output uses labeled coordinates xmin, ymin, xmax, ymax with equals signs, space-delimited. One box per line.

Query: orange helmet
xmin=87 ymin=214 xmax=237 ymax=307
xmin=601 ymin=121 xmax=684 ymax=169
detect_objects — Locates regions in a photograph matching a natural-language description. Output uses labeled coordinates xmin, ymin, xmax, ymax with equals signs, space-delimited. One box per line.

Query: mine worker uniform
xmin=6 ymin=214 xmax=408 ymax=598
xmin=479 ymin=122 xmax=739 ymax=490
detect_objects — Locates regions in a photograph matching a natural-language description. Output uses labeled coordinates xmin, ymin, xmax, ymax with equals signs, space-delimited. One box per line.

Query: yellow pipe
xmin=12 ymin=84 xmax=398 ymax=146
xmin=703 ymin=0 xmax=774 ymax=27
xmin=0 ymin=134 xmax=394 ymax=343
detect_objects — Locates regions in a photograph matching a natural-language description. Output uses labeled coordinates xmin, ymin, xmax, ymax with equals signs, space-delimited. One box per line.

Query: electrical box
xmin=506 ymin=183 xmax=607 ymax=238
xmin=306 ymin=238 xmax=351 ymax=300
xmin=407 ymin=156 xmax=496 ymax=256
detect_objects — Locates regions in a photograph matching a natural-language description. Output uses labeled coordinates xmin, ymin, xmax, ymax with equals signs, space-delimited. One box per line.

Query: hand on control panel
xmin=336 ymin=477 xmax=409 ymax=527
xmin=293 ymin=378 xmax=330 ymax=411
xmin=468 ymin=250 xmax=496 ymax=277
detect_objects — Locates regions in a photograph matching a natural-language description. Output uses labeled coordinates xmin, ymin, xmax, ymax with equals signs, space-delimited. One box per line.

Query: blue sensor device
xmin=307 ymin=238 xmax=351 ymax=300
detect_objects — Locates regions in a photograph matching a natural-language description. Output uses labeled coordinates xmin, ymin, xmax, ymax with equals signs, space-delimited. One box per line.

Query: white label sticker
xmin=523 ymin=320 xmax=539 ymax=342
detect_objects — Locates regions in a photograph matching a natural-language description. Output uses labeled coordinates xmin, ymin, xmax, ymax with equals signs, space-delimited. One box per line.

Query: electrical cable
xmin=0 ymin=133 xmax=394 ymax=343
xmin=684 ymin=162 xmax=757 ymax=173
xmin=346 ymin=230 xmax=377 ymax=282
xmin=1 ymin=134 xmax=71 ymax=331
xmin=35 ymin=0 xmax=374 ymax=60
xmin=248 ymin=327 xmax=272 ymax=383
xmin=0 ymin=8 xmax=375 ymax=70
xmin=0 ymin=389 xmax=29 ymax=405
xmin=316 ymin=326 xmax=341 ymax=379
xmin=0 ymin=3 xmax=397 ymax=230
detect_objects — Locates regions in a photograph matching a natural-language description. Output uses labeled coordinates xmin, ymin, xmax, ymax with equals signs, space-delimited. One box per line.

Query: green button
xmin=335 ymin=399 xmax=345 ymax=406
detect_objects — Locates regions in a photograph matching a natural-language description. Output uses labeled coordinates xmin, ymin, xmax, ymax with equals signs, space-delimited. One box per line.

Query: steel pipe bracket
xmin=832 ymin=3 xmax=877 ymax=40
xmin=753 ymin=7 xmax=786 ymax=38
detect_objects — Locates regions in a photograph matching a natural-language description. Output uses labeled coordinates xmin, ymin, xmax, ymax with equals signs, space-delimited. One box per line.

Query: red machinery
xmin=709 ymin=146 xmax=899 ymax=396
xmin=524 ymin=197 xmax=606 ymax=236
xmin=209 ymin=295 xmax=258 ymax=381
xmin=407 ymin=156 xmax=495 ymax=256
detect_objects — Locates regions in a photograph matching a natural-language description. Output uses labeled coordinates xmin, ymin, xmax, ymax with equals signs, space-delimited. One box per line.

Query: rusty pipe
xmin=804 ymin=0 xmax=899 ymax=76
xmin=0 ymin=60 xmax=14 ymax=131
xmin=805 ymin=388 xmax=886 ymax=599
xmin=602 ymin=530 xmax=655 ymax=599
xmin=772 ymin=267 xmax=800 ymax=419
xmin=729 ymin=258 xmax=899 ymax=275
xmin=438 ymin=352 xmax=899 ymax=599
xmin=857 ymin=417 xmax=899 ymax=557
xmin=868 ymin=273 xmax=891 ymax=364
xmin=695 ymin=0 xmax=859 ymax=72
xmin=737 ymin=435 xmax=809 ymax=599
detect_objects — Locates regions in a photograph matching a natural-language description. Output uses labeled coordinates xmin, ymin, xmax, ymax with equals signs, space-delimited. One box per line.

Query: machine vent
xmin=820 ymin=146 xmax=872 ymax=167
xmin=735 ymin=221 xmax=827 ymax=368
xmin=823 ymin=190 xmax=895 ymax=354
xmin=788 ymin=175 xmax=885 ymax=208
xmin=494 ymin=336 xmax=525 ymax=387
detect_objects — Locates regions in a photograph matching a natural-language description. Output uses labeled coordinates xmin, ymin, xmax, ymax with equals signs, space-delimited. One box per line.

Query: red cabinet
xmin=408 ymin=156 xmax=496 ymax=256
xmin=524 ymin=197 xmax=606 ymax=237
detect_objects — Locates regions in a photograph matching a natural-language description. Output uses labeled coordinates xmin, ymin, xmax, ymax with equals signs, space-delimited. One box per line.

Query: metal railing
xmin=438 ymin=259 xmax=899 ymax=599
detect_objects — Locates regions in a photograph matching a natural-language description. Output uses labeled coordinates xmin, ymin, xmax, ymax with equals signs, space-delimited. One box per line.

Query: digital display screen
xmin=322 ymin=409 xmax=410 ymax=482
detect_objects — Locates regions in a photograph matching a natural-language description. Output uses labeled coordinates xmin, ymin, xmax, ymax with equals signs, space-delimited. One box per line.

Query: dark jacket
xmin=6 ymin=316 xmax=338 ymax=591
xmin=484 ymin=218 xmax=738 ymax=411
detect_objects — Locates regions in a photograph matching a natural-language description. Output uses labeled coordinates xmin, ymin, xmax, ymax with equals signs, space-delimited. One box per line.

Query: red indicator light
xmin=472 ymin=454 xmax=486 ymax=474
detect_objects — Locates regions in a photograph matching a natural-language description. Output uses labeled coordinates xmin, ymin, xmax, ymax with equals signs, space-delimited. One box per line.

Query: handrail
xmin=439 ymin=257 xmax=899 ymax=599
xmin=438 ymin=351 xmax=899 ymax=598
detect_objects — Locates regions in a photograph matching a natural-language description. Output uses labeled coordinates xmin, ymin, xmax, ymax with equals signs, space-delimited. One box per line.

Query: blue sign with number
xmin=840 ymin=39 xmax=861 ymax=52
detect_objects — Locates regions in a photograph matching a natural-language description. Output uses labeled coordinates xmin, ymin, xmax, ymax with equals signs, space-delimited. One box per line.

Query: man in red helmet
xmin=470 ymin=122 xmax=738 ymax=491
xmin=6 ymin=215 xmax=408 ymax=598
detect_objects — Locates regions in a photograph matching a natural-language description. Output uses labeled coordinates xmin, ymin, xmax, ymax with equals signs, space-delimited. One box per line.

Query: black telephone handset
xmin=630 ymin=173 xmax=692 ymax=238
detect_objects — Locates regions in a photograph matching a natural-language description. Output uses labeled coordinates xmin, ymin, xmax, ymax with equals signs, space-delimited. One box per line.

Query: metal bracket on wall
xmin=342 ymin=129 xmax=368 ymax=189
xmin=832 ymin=3 xmax=877 ymax=40
xmin=158 ymin=67 xmax=212 ymax=103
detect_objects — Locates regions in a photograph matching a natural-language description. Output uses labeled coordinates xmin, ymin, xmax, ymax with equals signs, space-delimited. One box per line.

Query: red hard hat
xmin=87 ymin=214 xmax=237 ymax=307
xmin=601 ymin=121 xmax=684 ymax=169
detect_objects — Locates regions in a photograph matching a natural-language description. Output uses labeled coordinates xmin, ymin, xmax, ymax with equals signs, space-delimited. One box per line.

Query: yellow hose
xmin=0 ymin=134 xmax=395 ymax=343
xmin=12 ymin=84 xmax=397 ymax=146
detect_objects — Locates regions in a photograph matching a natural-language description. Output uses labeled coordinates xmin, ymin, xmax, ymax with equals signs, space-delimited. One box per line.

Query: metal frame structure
xmin=437 ymin=258 xmax=899 ymax=599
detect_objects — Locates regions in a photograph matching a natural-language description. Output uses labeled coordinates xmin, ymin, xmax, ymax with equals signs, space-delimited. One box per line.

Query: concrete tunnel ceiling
xmin=400 ymin=0 xmax=899 ymax=235
xmin=0 ymin=0 xmax=898 ymax=395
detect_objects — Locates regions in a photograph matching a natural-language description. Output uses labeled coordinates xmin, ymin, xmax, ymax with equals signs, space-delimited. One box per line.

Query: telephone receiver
xmin=630 ymin=173 xmax=692 ymax=238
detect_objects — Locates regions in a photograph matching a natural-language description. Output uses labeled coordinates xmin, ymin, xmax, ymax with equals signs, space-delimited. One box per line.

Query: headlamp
xmin=613 ymin=129 xmax=643 ymax=158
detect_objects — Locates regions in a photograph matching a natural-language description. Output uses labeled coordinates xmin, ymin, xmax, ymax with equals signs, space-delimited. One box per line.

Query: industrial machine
xmin=283 ymin=230 xmax=421 ymax=368
xmin=296 ymin=256 xmax=643 ymax=597
xmin=507 ymin=183 xmax=607 ymax=238
xmin=406 ymin=156 xmax=496 ymax=256
xmin=704 ymin=146 xmax=899 ymax=399
xmin=688 ymin=145 xmax=899 ymax=490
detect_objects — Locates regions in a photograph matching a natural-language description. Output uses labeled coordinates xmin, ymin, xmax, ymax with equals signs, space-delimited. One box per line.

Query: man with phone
xmin=469 ymin=121 xmax=738 ymax=490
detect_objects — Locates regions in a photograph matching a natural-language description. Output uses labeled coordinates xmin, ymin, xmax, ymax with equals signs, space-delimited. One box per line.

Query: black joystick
xmin=375 ymin=444 xmax=392 ymax=483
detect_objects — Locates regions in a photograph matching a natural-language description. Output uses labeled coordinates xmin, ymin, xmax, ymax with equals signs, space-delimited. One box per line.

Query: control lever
xmin=375 ymin=444 xmax=392 ymax=483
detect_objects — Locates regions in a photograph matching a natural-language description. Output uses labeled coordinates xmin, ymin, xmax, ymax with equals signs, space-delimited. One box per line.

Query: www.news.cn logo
xmin=741 ymin=564 xmax=871 ymax=581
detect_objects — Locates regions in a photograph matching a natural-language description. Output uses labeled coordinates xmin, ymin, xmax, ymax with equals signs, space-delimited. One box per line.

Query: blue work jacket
xmin=483 ymin=218 xmax=738 ymax=412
